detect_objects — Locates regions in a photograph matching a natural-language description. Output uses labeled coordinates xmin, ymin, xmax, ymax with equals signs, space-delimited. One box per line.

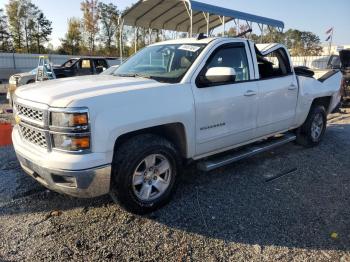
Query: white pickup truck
xmin=12 ymin=37 xmax=342 ymax=214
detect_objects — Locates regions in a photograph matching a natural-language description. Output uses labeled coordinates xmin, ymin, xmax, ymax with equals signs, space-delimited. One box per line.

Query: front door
xmin=192 ymin=42 xmax=259 ymax=156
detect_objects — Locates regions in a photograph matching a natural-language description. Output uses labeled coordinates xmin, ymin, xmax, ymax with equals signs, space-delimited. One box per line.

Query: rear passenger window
xmin=81 ymin=59 xmax=91 ymax=69
xmin=257 ymin=48 xmax=291 ymax=79
xmin=206 ymin=46 xmax=250 ymax=82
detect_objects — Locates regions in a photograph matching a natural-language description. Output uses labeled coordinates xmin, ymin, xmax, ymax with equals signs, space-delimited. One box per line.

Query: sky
xmin=1 ymin=0 xmax=349 ymax=48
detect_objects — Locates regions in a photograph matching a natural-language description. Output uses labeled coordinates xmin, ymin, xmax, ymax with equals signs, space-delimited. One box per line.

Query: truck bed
xmin=294 ymin=66 xmax=340 ymax=82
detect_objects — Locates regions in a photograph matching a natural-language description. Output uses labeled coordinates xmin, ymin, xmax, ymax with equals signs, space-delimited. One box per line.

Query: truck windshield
xmin=111 ymin=43 xmax=206 ymax=83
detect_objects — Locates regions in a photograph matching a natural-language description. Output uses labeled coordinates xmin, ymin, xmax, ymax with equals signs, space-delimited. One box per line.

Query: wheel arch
xmin=113 ymin=123 xmax=188 ymax=160
xmin=310 ymin=96 xmax=332 ymax=112
xmin=310 ymin=96 xmax=332 ymax=113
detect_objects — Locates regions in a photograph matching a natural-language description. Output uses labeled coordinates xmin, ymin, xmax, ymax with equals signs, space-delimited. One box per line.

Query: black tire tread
xmin=111 ymin=134 xmax=181 ymax=214
xmin=296 ymin=105 xmax=327 ymax=147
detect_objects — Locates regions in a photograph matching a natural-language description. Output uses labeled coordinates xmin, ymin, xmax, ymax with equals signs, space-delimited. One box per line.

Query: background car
xmin=53 ymin=57 xmax=111 ymax=78
xmin=7 ymin=67 xmax=37 ymax=105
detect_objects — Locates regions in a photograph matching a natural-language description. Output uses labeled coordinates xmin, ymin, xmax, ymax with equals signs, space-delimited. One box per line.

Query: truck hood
xmin=15 ymin=75 xmax=166 ymax=107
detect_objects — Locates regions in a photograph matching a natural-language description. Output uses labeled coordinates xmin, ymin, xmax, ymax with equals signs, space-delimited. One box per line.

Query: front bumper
xmin=16 ymin=153 xmax=111 ymax=198
xmin=12 ymin=126 xmax=111 ymax=198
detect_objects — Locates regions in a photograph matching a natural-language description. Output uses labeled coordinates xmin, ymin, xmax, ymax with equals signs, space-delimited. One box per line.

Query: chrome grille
xmin=15 ymin=103 xmax=44 ymax=123
xmin=19 ymin=124 xmax=47 ymax=148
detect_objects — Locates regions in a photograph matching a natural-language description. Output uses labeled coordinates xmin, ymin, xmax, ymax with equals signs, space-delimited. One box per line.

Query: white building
xmin=321 ymin=44 xmax=350 ymax=55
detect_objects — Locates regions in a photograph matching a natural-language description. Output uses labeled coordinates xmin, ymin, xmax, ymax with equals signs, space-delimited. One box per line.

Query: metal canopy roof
xmin=122 ymin=0 xmax=284 ymax=34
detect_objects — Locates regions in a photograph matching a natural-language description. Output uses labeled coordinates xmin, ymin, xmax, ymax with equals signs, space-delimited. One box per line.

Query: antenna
xmin=236 ymin=28 xmax=253 ymax=38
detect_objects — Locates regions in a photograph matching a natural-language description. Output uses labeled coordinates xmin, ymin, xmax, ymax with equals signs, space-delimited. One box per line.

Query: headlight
xmin=9 ymin=76 xmax=18 ymax=85
xmin=50 ymin=108 xmax=90 ymax=152
xmin=52 ymin=134 xmax=90 ymax=151
xmin=50 ymin=110 xmax=89 ymax=129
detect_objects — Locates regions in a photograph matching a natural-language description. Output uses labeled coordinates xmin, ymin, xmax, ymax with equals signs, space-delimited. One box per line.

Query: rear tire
xmin=296 ymin=105 xmax=327 ymax=147
xmin=110 ymin=134 xmax=181 ymax=214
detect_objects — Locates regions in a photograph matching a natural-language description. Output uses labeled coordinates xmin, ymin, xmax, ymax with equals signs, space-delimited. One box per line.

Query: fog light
xmin=52 ymin=134 xmax=90 ymax=151
xmin=52 ymin=174 xmax=77 ymax=188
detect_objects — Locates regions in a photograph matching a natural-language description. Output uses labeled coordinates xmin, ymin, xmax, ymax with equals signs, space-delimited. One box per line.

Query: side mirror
xmin=205 ymin=67 xmax=236 ymax=84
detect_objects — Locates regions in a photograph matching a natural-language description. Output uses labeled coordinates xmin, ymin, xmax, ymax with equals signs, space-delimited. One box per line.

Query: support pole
xmin=119 ymin=17 xmax=124 ymax=63
xmin=190 ymin=9 xmax=193 ymax=36
xmin=218 ymin=16 xmax=226 ymax=36
xmin=223 ymin=16 xmax=225 ymax=36
xmin=148 ymin=28 xmax=152 ymax=45
xmin=207 ymin=13 xmax=210 ymax=35
xmin=134 ymin=27 xmax=137 ymax=53
xmin=328 ymin=28 xmax=334 ymax=55
xmin=184 ymin=2 xmax=192 ymax=37
xmin=259 ymin=24 xmax=264 ymax=43
xmin=202 ymin=12 xmax=210 ymax=36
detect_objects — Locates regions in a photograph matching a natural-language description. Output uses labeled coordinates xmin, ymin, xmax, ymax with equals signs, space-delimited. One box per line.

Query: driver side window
xmin=206 ymin=45 xmax=250 ymax=82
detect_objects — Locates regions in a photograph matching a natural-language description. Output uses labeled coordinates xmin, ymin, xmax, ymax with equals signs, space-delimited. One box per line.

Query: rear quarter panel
xmin=294 ymin=72 xmax=342 ymax=127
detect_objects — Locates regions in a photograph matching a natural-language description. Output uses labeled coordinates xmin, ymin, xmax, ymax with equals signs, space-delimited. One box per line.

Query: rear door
xmin=192 ymin=41 xmax=259 ymax=156
xmin=255 ymin=46 xmax=298 ymax=136
xmin=76 ymin=59 xmax=94 ymax=76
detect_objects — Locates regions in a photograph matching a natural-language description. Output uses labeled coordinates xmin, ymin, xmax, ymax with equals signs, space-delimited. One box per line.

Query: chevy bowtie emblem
xmin=15 ymin=115 xmax=21 ymax=124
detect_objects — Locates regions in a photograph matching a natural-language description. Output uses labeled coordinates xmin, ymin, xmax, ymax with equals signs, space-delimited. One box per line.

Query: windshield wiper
xmin=114 ymin=73 xmax=152 ymax=79
xmin=113 ymin=73 xmax=172 ymax=83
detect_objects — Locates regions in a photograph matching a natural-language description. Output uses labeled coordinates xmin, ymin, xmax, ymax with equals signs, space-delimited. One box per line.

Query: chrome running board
xmin=197 ymin=133 xmax=296 ymax=172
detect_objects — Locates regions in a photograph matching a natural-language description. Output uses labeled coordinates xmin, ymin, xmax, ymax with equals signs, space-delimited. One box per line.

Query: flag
xmin=326 ymin=27 xmax=333 ymax=34
xmin=325 ymin=35 xmax=331 ymax=41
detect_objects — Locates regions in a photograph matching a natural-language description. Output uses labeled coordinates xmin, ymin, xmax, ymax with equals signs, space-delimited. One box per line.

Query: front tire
xmin=110 ymin=134 xmax=181 ymax=214
xmin=296 ymin=105 xmax=327 ymax=147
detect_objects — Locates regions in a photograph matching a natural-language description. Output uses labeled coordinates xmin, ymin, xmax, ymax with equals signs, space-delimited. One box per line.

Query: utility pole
xmin=328 ymin=28 xmax=334 ymax=55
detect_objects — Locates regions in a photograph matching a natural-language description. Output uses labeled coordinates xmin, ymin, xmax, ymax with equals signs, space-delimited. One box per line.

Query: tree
xmin=22 ymin=1 xmax=37 ymax=52
xmin=0 ymin=9 xmax=12 ymax=51
xmin=81 ymin=0 xmax=99 ymax=55
xmin=32 ymin=11 xmax=52 ymax=53
xmin=6 ymin=0 xmax=25 ymax=51
xmin=300 ymin=31 xmax=322 ymax=56
xmin=6 ymin=0 xmax=52 ymax=53
xmin=59 ymin=18 xmax=82 ymax=55
xmin=260 ymin=27 xmax=285 ymax=44
xmin=226 ymin=27 xmax=237 ymax=37
xmin=283 ymin=29 xmax=322 ymax=56
xmin=98 ymin=2 xmax=119 ymax=55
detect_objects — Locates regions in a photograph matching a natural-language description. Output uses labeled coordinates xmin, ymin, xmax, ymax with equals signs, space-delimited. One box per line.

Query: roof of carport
xmin=122 ymin=0 xmax=285 ymax=34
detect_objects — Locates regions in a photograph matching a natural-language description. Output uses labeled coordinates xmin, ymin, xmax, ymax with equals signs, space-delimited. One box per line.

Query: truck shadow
xmin=0 ymin=122 xmax=349 ymax=252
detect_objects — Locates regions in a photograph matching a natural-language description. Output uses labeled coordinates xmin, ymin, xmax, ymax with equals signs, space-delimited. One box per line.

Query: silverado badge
xmin=15 ymin=115 xmax=21 ymax=125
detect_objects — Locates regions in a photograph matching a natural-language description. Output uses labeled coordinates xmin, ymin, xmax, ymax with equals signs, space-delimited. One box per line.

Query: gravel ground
xmin=0 ymin=99 xmax=349 ymax=261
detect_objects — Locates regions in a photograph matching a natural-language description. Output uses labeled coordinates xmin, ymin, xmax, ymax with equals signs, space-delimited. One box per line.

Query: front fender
xmin=70 ymin=84 xmax=196 ymax=162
